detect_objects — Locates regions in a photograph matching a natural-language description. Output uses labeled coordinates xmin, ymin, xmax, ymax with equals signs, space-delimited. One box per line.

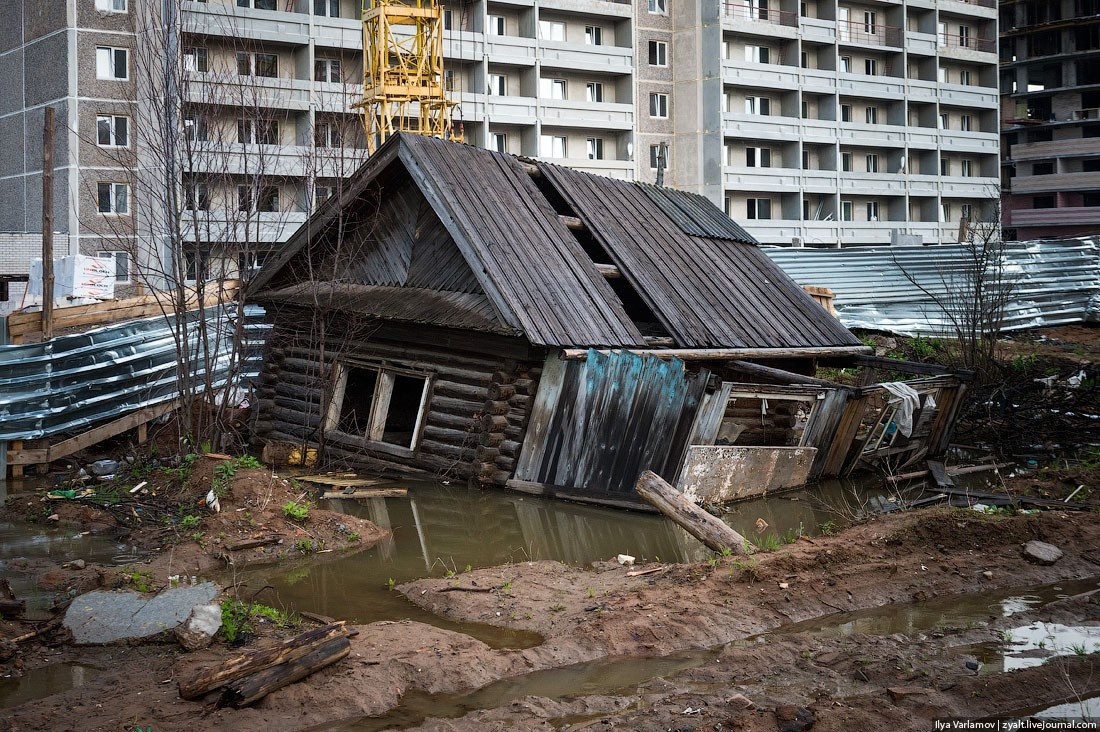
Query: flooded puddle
xmin=0 ymin=663 xmax=96 ymax=709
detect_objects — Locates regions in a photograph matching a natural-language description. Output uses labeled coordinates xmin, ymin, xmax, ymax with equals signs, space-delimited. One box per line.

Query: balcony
xmin=800 ymin=18 xmax=835 ymax=45
xmin=940 ymin=130 xmax=999 ymax=154
xmin=941 ymin=0 xmax=997 ymax=14
xmin=565 ymin=159 xmax=635 ymax=180
xmin=905 ymin=79 xmax=940 ymax=103
xmin=906 ymin=32 xmax=937 ymax=56
xmin=838 ymin=173 xmax=908 ymax=194
xmin=905 ymin=175 xmax=940 ymax=195
xmin=458 ymin=93 xmax=538 ymax=124
xmin=938 ymin=32 xmax=997 ymax=58
xmin=189 ymin=144 xmax=317 ymax=178
xmin=1010 ymin=171 xmax=1100 ymax=194
xmin=722 ymin=167 xmax=802 ymax=191
xmin=799 ymin=68 xmax=837 ymax=94
xmin=485 ymin=35 xmax=539 ymax=66
xmin=837 ymin=21 xmax=903 ymax=49
xmin=802 ymin=169 xmax=840 ymax=191
xmin=939 ymin=174 xmax=999 ymax=195
xmin=722 ymin=61 xmax=800 ymax=89
xmin=312 ymin=14 xmax=362 ymax=49
xmin=801 ymin=118 xmax=838 ymax=142
xmin=539 ymin=0 xmax=632 ymax=18
xmin=838 ymin=125 xmax=907 ymax=146
xmin=721 ymin=2 xmax=798 ymax=34
xmin=1008 ymin=206 xmax=1100 ymax=228
xmin=181 ymin=211 xmax=309 ymax=244
xmin=539 ymin=41 xmax=633 ymax=74
xmin=538 ymin=99 xmax=633 ymax=129
xmin=937 ymin=84 xmax=998 ymax=109
xmin=182 ymin=2 xmax=310 ymax=46
xmin=1011 ymin=138 xmax=1100 ymax=162
xmin=906 ymin=128 xmax=939 ymax=148
xmin=722 ymin=114 xmax=801 ymax=139
xmin=183 ymin=74 xmax=313 ymax=111
xmin=837 ymin=75 xmax=905 ymax=99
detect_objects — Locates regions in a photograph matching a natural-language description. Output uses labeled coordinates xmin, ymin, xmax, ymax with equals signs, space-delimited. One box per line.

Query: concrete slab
xmin=676 ymin=446 xmax=817 ymax=504
xmin=63 ymin=582 xmax=219 ymax=645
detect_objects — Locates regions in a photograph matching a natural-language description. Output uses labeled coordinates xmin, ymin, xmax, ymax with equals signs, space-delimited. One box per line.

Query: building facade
xmin=0 ymin=0 xmax=1003 ymax=310
xmin=999 ymin=0 xmax=1100 ymax=241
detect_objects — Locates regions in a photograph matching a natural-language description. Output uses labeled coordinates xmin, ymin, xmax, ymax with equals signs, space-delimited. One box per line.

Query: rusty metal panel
xmin=676 ymin=446 xmax=818 ymax=504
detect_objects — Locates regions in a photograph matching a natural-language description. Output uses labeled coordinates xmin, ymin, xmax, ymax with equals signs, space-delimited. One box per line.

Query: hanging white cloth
xmin=879 ymin=382 xmax=921 ymax=438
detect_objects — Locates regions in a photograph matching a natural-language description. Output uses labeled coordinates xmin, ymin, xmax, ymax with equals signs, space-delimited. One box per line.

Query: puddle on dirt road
xmin=0 ymin=663 xmax=96 ymax=709
xmin=0 ymin=520 xmax=143 ymax=617
xmin=312 ymin=578 xmax=1100 ymax=731
xmin=232 ymin=477 xmax=887 ymax=649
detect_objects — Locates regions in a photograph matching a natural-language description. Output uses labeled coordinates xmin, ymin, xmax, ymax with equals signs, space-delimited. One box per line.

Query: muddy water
xmin=0 ymin=663 xmax=96 ymax=708
xmin=233 ymin=477 xmax=886 ymax=643
xmin=315 ymin=579 xmax=1100 ymax=732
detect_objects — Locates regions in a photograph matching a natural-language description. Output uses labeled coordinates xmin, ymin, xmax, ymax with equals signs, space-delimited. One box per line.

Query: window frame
xmin=746 ymin=197 xmax=772 ymax=220
xmin=313 ymin=0 xmax=340 ymax=17
xmin=95 ymin=0 xmax=128 ymax=13
xmin=866 ymin=201 xmax=879 ymax=220
xmin=648 ymin=0 xmax=668 ymax=15
xmin=95 ymin=47 xmax=129 ymax=81
xmin=238 ymin=117 xmax=279 ymax=145
xmin=97 ymin=250 xmax=130 ymax=284
xmin=314 ymin=57 xmax=342 ymax=83
xmin=542 ymin=78 xmax=567 ymax=100
xmin=865 ymin=106 xmax=878 ymax=124
xmin=325 ymin=362 xmax=433 ymax=455
xmin=649 ymin=40 xmax=668 ymax=67
xmin=96 ymin=182 xmax=129 ymax=215
xmin=649 ymin=92 xmax=669 ymax=118
xmin=585 ymin=25 xmax=603 ymax=45
xmin=491 ymin=132 xmax=508 ymax=154
xmin=745 ymin=96 xmax=770 ymax=115
xmin=488 ymin=73 xmax=507 ymax=95
xmin=184 ymin=180 xmax=210 ymax=211
xmin=183 ymin=47 xmax=208 ymax=73
xmin=96 ymin=114 xmax=129 ymax=147
xmin=489 ymin=15 xmax=507 ymax=35
xmin=746 ymin=146 xmax=772 ymax=168
xmin=586 ymin=81 xmax=604 ymax=103
xmin=586 ymin=136 xmax=604 ymax=160
xmin=237 ymin=51 xmax=278 ymax=78
xmin=237 ymin=183 xmax=280 ymax=213
xmin=866 ymin=153 xmax=879 ymax=173
xmin=539 ymin=134 xmax=568 ymax=158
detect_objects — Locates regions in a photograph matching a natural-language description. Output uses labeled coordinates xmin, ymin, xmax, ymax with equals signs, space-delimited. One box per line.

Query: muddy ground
xmin=1 ymin=326 xmax=1099 ymax=731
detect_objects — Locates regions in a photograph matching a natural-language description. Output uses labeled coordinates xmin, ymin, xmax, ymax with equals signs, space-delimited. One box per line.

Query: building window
xmin=745 ymin=96 xmax=770 ymax=115
xmin=865 ymin=106 xmax=878 ymax=124
xmin=586 ymin=137 xmax=604 ymax=160
xmin=238 ymin=118 xmax=279 ymax=145
xmin=489 ymin=15 xmax=506 ymax=35
xmin=865 ymin=58 xmax=877 ymax=75
xmin=961 ymin=159 xmax=974 ymax=177
xmin=315 ymin=121 xmax=341 ymax=147
xmin=649 ymin=40 xmax=668 ymax=66
xmin=745 ymin=45 xmax=770 ymax=63
xmin=95 ymin=0 xmax=128 ymax=12
xmin=842 ymin=152 xmax=853 ymax=171
xmin=443 ymin=69 xmax=455 ymax=92
xmin=238 ymin=184 xmax=280 ymax=213
xmin=841 ymin=104 xmax=852 ymax=122
xmin=747 ymin=0 xmax=769 ymax=20
xmin=648 ymin=0 xmax=668 ymax=14
xmin=488 ymin=74 xmax=506 ymax=95
xmin=938 ymin=66 xmax=948 ymax=83
xmin=184 ymin=250 xmax=209 ymax=283
xmin=960 ymin=69 xmax=972 ymax=85
xmin=238 ymin=0 xmax=277 ymax=8
xmin=940 ymin=157 xmax=950 ymax=175
xmin=542 ymin=78 xmax=567 ymax=100
xmin=841 ymin=200 xmax=853 ymax=221
xmin=314 ymin=58 xmax=342 ymax=83
xmin=540 ymin=134 xmax=567 ymax=158
xmin=97 ymin=251 xmax=130 ymax=283
xmin=538 ymin=20 xmax=563 ymax=40
xmin=802 ymin=150 xmax=810 ymax=169
xmin=96 ymin=115 xmax=128 ymax=147
xmin=314 ymin=185 xmax=334 ymax=207
xmin=96 ymin=47 xmax=128 ymax=80
xmin=491 ymin=133 xmax=508 ymax=153
xmin=314 ymin=0 xmax=339 ymax=17
xmin=746 ymin=146 xmax=771 ymax=167
xmin=958 ymin=25 xmax=971 ymax=48
xmin=747 ymin=198 xmax=772 ymax=220
xmin=961 ymin=204 xmax=973 ymax=221
xmin=328 ymin=364 xmax=432 ymax=451
xmin=866 ymin=201 xmax=879 ymax=220
xmin=585 ymin=25 xmax=603 ymax=45
xmin=939 ymin=113 xmax=948 ymax=129
xmin=184 ymin=114 xmax=209 ymax=143
xmin=866 ymin=153 xmax=879 ymax=173
xmin=960 ymin=114 xmax=972 ymax=131
xmin=864 ymin=11 xmax=877 ymax=34
xmin=941 ymin=202 xmax=952 ymax=222
xmin=97 ymin=182 xmax=129 ymax=214
xmin=183 ymin=47 xmax=208 ymax=73
xmin=650 ymin=93 xmax=669 ymax=118
xmin=237 ymin=51 xmax=277 ymax=78
xmin=586 ymin=81 xmax=604 ymax=103
xmin=443 ymin=9 xmax=453 ymax=30
xmin=840 ymin=56 xmax=851 ymax=73
xmin=649 ymin=143 xmax=666 ymax=170
xmin=1033 ymin=195 xmax=1055 ymax=209
xmin=184 ymin=180 xmax=210 ymax=211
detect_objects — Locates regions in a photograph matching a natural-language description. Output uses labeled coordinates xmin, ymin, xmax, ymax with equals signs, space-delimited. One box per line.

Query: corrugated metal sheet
xmin=259 ymin=283 xmax=519 ymax=336
xmin=538 ymin=162 xmax=863 ymax=349
xmin=764 ymin=237 xmax=1100 ymax=337
xmin=0 ymin=305 xmax=267 ymax=441
xmin=638 ymin=184 xmax=757 ymax=244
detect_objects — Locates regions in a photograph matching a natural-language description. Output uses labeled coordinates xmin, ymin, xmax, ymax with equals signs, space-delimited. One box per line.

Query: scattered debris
xmin=175 ymin=604 xmax=223 ymax=651
xmin=616 ymin=554 xmax=635 ymax=566
xmin=321 ymin=488 xmax=408 ymax=500
xmin=635 ymin=470 xmax=756 ymax=555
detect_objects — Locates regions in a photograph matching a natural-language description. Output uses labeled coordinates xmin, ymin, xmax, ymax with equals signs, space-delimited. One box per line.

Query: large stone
xmin=1023 ymin=540 xmax=1063 ymax=566
xmin=63 ymin=582 xmax=219 ymax=644
xmin=775 ymin=704 xmax=815 ymax=732
xmin=175 ymin=603 xmax=223 ymax=651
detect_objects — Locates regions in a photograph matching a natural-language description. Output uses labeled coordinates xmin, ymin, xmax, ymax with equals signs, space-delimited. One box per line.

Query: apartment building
xmin=0 ymin=0 xmax=1001 ymax=309
xmin=999 ymin=0 xmax=1100 ymax=240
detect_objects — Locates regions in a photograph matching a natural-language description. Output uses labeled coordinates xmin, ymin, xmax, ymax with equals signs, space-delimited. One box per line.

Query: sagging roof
xmin=249 ymin=133 xmax=862 ymax=351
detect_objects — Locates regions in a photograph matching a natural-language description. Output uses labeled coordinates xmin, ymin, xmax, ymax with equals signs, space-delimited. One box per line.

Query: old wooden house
xmin=248 ymin=133 xmax=969 ymax=508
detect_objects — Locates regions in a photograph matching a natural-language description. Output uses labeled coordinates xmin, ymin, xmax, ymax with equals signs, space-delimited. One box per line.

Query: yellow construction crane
xmin=356 ymin=0 xmax=461 ymax=153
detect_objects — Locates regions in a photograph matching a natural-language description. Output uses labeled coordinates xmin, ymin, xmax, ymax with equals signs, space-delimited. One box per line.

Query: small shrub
xmin=295 ymin=539 xmax=315 ymax=554
xmin=179 ymin=514 xmax=201 ymax=530
xmin=347 ymin=532 xmax=361 ymax=542
xmin=234 ymin=455 xmax=262 ymax=469
xmin=282 ymin=500 xmax=311 ymax=522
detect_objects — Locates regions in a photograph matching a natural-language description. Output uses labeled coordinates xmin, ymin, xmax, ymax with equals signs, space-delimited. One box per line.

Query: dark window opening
xmin=1032 ymin=162 xmax=1054 ymax=175
xmin=1033 ymin=195 xmax=1056 ymax=209
xmin=1083 ymin=191 xmax=1100 ymax=207
xmin=383 ymin=374 xmax=426 ymax=446
xmin=338 ymin=368 xmax=378 ymax=434
xmin=333 ymin=365 xmax=429 ymax=450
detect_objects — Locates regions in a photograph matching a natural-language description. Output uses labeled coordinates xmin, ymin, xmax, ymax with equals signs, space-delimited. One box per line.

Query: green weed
xmin=282 ymin=500 xmax=311 ymax=522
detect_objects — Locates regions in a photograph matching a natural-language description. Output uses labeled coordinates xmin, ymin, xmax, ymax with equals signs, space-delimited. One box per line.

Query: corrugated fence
xmin=765 ymin=236 xmax=1100 ymax=337
xmin=0 ymin=305 xmax=267 ymax=441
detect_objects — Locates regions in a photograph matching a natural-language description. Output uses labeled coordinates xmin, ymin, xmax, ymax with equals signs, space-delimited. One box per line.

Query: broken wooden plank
xmin=219 ymin=636 xmax=350 ymax=708
xmin=635 ymin=470 xmax=756 ymax=555
xmin=321 ymin=488 xmax=408 ymax=500
xmin=297 ymin=474 xmax=385 ymax=488
xmin=886 ymin=462 xmax=1013 ymax=483
xmin=224 ymin=536 xmax=281 ymax=552
xmin=926 ymin=460 xmax=955 ymax=488
xmin=178 ymin=622 xmax=350 ymax=700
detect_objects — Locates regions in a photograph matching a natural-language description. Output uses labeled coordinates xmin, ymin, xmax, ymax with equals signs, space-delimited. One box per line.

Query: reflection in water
xmin=0 ymin=663 xmax=93 ymax=709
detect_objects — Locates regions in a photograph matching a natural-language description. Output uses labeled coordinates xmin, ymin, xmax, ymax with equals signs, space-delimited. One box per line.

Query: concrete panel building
xmin=999 ymin=0 xmax=1100 ymax=240
xmin=0 ymin=0 xmax=1003 ymax=310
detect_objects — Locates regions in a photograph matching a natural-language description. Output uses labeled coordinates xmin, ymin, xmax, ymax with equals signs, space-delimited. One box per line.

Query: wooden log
xmin=634 ymin=470 xmax=756 ymax=555
xmin=490 ymin=370 xmax=515 ymax=386
xmin=513 ymin=378 xmax=535 ymax=396
xmin=219 ymin=636 xmax=350 ymax=708
xmin=225 ymin=536 xmax=280 ymax=552
xmin=507 ymin=394 xmax=532 ymax=411
xmin=428 ymin=396 xmax=483 ymax=418
xmin=483 ymin=400 xmax=510 ymax=416
xmin=481 ymin=414 xmax=509 ymax=432
xmin=494 ymin=455 xmax=516 ymax=472
xmin=885 ymin=462 xmax=1013 ymax=484
xmin=419 ymin=441 xmax=477 ymax=461
xmin=475 ymin=446 xmax=500 ymax=462
xmin=478 ymin=431 xmax=505 ymax=448
xmin=487 ymin=383 xmax=516 ymax=401
xmin=425 ymin=411 xmax=478 ymax=432
xmin=560 ymin=346 xmax=873 ymax=361
xmin=497 ymin=439 xmax=521 ymax=458
xmin=178 ymin=622 xmax=350 ymax=700
xmin=434 ymin=381 xmax=487 ymax=401
xmin=421 ymin=425 xmax=476 ymax=444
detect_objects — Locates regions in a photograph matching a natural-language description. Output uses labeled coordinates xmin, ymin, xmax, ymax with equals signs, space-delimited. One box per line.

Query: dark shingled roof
xmin=250 ymin=133 xmax=861 ymax=352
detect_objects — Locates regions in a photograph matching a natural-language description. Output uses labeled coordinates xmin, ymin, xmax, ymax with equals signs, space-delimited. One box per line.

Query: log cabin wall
xmin=254 ymin=308 xmax=542 ymax=481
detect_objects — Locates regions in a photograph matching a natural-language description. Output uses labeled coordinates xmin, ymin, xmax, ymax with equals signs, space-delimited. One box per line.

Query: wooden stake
xmin=635 ymin=470 xmax=756 ymax=555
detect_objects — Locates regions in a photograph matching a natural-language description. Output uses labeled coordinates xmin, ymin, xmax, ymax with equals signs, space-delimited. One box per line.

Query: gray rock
xmin=1023 ymin=540 xmax=1063 ymax=566
xmin=68 ymin=559 xmax=86 ymax=570
xmin=776 ymin=704 xmax=815 ymax=732
xmin=88 ymin=459 xmax=119 ymax=477
xmin=63 ymin=582 xmax=218 ymax=644
xmin=175 ymin=603 xmax=222 ymax=651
